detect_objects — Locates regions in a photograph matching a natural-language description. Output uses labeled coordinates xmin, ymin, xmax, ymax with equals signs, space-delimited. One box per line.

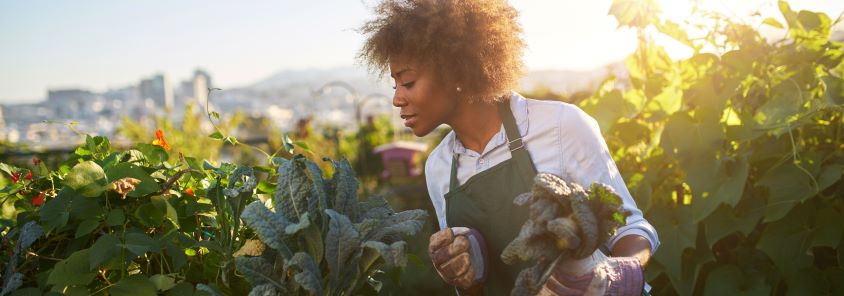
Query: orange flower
xmin=32 ymin=192 xmax=46 ymax=206
xmin=152 ymin=129 xmax=171 ymax=150
xmin=185 ymin=187 xmax=194 ymax=196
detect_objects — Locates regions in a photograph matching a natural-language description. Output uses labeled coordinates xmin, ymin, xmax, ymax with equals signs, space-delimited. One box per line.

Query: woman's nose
xmin=392 ymin=90 xmax=407 ymax=108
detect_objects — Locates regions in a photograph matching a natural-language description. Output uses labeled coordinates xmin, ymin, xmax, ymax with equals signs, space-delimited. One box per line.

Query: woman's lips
xmin=400 ymin=114 xmax=417 ymax=127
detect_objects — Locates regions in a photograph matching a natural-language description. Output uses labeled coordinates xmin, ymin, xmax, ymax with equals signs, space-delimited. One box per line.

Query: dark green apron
xmin=445 ymin=101 xmax=537 ymax=295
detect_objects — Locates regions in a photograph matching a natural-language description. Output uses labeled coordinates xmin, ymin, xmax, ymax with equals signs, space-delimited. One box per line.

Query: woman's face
xmin=390 ymin=59 xmax=457 ymax=137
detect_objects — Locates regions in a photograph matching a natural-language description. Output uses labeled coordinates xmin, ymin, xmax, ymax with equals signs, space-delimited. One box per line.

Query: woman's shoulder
xmin=519 ymin=94 xmax=599 ymax=134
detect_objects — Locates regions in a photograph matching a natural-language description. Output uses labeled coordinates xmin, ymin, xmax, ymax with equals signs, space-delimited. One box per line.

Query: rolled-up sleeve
xmin=559 ymin=105 xmax=660 ymax=254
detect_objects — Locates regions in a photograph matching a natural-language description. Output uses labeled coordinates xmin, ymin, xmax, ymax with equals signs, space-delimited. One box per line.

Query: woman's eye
xmin=391 ymin=81 xmax=415 ymax=90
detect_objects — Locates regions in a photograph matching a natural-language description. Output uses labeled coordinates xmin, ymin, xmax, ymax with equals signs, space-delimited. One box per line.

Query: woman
xmin=358 ymin=1 xmax=659 ymax=295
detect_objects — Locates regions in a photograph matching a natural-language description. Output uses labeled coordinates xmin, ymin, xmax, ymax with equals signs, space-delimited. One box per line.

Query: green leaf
xmin=660 ymin=111 xmax=724 ymax=161
xmin=124 ymin=232 xmax=159 ymax=256
xmin=0 ymin=162 xmax=18 ymax=176
xmin=754 ymin=83 xmax=805 ymax=130
xmin=135 ymin=202 xmax=165 ymax=227
xmin=285 ymin=252 xmax=324 ymax=296
xmin=763 ymin=17 xmax=784 ymax=29
xmin=362 ymin=241 xmax=407 ymax=268
xmin=89 ymin=234 xmax=122 ymax=269
xmin=74 ymin=219 xmax=99 ymax=238
xmin=39 ymin=189 xmax=74 ymax=232
xmin=687 ymin=156 xmax=750 ymax=223
xmin=109 ymin=275 xmax=157 ymax=296
xmin=8 ymin=287 xmax=40 ymax=296
xmin=63 ymin=161 xmax=107 ymax=197
xmin=210 ymin=111 xmax=220 ymax=120
xmin=757 ymin=202 xmax=843 ymax=278
xmin=106 ymin=208 xmax=125 ymax=226
xmin=580 ymin=89 xmax=636 ymax=133
xmin=285 ymin=212 xmax=324 ymax=264
xmin=105 ymin=163 xmax=159 ymax=197
xmin=797 ymin=10 xmax=831 ymax=36
xmin=247 ymin=284 xmax=285 ymax=296
xmin=656 ymin=20 xmax=694 ymax=48
xmin=275 ymin=156 xmax=317 ymax=222
xmin=1 ymin=272 xmax=23 ymax=296
xmin=136 ymin=143 xmax=169 ymax=165
xmin=293 ymin=141 xmax=312 ymax=153
xmin=17 ymin=221 xmax=43 ymax=252
xmin=648 ymin=204 xmax=697 ymax=291
xmin=47 ymin=249 xmax=96 ymax=286
xmin=328 ymin=159 xmax=360 ymax=222
xmin=608 ymin=0 xmax=661 ymax=28
xmin=325 ymin=209 xmax=361 ymax=287
xmin=366 ymin=209 xmax=427 ymax=242
xmin=165 ymin=244 xmax=187 ymax=270
xmin=703 ymin=264 xmax=770 ymax=296
xmin=758 ymin=161 xmax=842 ymax=222
xmin=209 ymin=131 xmax=224 ymax=140
xmin=166 ymin=282 xmax=195 ymax=296
xmin=235 ymin=256 xmax=276 ymax=286
xmin=149 ymin=274 xmax=177 ymax=292
xmin=702 ymin=196 xmax=763 ymax=247
xmin=241 ymin=201 xmax=291 ymax=254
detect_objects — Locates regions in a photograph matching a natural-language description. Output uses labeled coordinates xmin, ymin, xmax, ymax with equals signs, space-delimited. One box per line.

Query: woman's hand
xmin=538 ymin=250 xmax=644 ymax=296
xmin=429 ymin=227 xmax=488 ymax=294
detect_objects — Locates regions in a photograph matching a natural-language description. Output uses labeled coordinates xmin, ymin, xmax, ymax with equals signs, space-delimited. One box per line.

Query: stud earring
xmin=456 ymin=86 xmax=462 ymax=92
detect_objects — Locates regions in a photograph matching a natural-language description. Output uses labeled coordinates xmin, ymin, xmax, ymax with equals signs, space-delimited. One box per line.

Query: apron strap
xmin=497 ymin=101 xmax=537 ymax=179
xmin=449 ymin=99 xmax=537 ymax=192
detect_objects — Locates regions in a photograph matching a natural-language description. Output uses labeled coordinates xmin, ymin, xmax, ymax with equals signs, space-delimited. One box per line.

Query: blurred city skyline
xmin=1 ymin=0 xmax=843 ymax=103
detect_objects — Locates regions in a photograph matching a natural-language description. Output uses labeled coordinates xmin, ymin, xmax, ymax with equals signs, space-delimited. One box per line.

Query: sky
xmin=1 ymin=0 xmax=842 ymax=103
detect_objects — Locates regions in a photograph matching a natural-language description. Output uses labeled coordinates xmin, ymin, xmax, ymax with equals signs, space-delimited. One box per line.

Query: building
xmin=139 ymin=74 xmax=174 ymax=110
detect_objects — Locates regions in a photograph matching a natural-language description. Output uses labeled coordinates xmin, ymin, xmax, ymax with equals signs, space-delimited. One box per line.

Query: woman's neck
xmin=448 ymin=100 xmax=502 ymax=154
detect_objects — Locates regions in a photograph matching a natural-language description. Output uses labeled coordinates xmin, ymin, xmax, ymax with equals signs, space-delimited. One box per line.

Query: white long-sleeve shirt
xmin=424 ymin=91 xmax=660 ymax=253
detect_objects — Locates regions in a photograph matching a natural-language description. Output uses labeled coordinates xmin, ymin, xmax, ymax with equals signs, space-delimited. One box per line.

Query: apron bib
xmin=445 ymin=100 xmax=537 ymax=295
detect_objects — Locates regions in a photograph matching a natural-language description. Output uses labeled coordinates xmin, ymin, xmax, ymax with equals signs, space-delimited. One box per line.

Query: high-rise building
xmin=47 ymin=89 xmax=93 ymax=118
xmin=194 ymin=69 xmax=212 ymax=90
xmin=139 ymin=74 xmax=174 ymax=110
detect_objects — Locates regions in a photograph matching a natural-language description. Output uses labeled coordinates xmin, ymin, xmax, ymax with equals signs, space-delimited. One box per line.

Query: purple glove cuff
xmin=452 ymin=227 xmax=488 ymax=283
xmin=601 ymin=257 xmax=644 ymax=295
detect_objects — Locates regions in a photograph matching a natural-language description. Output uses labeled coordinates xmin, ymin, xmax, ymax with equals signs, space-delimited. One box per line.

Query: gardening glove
xmin=538 ymin=250 xmax=643 ymax=296
xmin=429 ymin=227 xmax=488 ymax=292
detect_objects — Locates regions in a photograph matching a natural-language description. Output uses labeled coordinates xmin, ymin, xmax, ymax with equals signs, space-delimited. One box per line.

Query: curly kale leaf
xmin=366 ymin=209 xmax=427 ymax=243
xmin=275 ymin=156 xmax=316 ymax=222
xmin=284 ymin=252 xmax=324 ymax=296
xmin=327 ymin=159 xmax=359 ymax=223
xmin=241 ymin=201 xmax=292 ymax=257
xmin=235 ymin=256 xmax=277 ymax=287
xmin=324 ymin=209 xmax=361 ymax=287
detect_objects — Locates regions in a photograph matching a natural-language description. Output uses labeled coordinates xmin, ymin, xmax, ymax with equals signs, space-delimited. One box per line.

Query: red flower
xmin=152 ymin=129 xmax=172 ymax=150
xmin=32 ymin=192 xmax=46 ymax=206
xmin=185 ymin=187 xmax=194 ymax=196
xmin=10 ymin=172 xmax=21 ymax=183
xmin=25 ymin=170 xmax=32 ymax=181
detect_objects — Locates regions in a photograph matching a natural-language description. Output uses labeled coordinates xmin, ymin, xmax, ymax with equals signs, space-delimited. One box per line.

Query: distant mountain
xmin=245 ymin=63 xmax=625 ymax=98
xmin=519 ymin=62 xmax=627 ymax=95
xmin=248 ymin=66 xmax=392 ymax=96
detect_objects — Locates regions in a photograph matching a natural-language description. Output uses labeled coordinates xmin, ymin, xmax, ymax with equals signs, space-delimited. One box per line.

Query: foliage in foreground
xmin=0 ymin=131 xmax=425 ymax=296
xmin=235 ymin=155 xmax=427 ymax=295
xmin=600 ymin=0 xmax=844 ymax=294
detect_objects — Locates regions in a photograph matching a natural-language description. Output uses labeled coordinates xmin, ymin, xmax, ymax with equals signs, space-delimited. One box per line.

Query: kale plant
xmin=501 ymin=173 xmax=629 ymax=296
xmin=236 ymin=155 xmax=427 ymax=296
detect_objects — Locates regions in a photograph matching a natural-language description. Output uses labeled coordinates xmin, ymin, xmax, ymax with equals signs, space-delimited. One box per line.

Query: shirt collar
xmin=449 ymin=91 xmax=530 ymax=156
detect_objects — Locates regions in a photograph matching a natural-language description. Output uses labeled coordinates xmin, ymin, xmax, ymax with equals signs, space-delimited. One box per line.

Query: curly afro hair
xmin=358 ymin=0 xmax=525 ymax=103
